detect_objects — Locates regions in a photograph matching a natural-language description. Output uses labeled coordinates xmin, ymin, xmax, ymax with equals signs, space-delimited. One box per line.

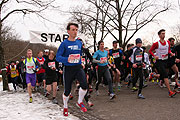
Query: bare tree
xmin=87 ymin=0 xmax=170 ymax=49
xmin=70 ymin=1 xmax=110 ymax=52
xmin=0 ymin=0 xmax=56 ymax=90
xmin=172 ymin=24 xmax=180 ymax=43
xmin=70 ymin=0 xmax=170 ymax=50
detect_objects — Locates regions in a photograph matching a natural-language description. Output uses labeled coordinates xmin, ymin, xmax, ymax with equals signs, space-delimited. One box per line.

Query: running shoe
xmin=131 ymin=87 xmax=138 ymax=92
xmin=110 ymin=93 xmax=116 ymax=100
xmin=45 ymin=92 xmax=50 ymax=97
xmin=138 ymin=94 xmax=145 ymax=99
xmin=29 ymin=97 xmax=33 ymax=103
xmin=63 ymin=108 xmax=68 ymax=116
xmin=76 ymin=102 xmax=87 ymax=112
xmin=52 ymin=99 xmax=58 ymax=104
xmin=69 ymin=94 xmax=73 ymax=100
xmin=23 ymin=89 xmax=26 ymax=92
xmin=152 ymin=79 xmax=155 ymax=83
xmin=87 ymin=101 xmax=94 ymax=107
xmin=57 ymin=86 xmax=60 ymax=91
xmin=163 ymin=84 xmax=166 ymax=88
xmin=158 ymin=80 xmax=163 ymax=88
xmin=89 ymin=88 xmax=93 ymax=93
xmin=169 ymin=91 xmax=176 ymax=97
xmin=143 ymin=84 xmax=148 ymax=88
xmin=16 ymin=86 xmax=19 ymax=91
xmin=96 ymin=90 xmax=99 ymax=96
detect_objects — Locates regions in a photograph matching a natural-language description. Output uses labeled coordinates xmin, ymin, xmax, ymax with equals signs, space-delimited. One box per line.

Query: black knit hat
xmin=136 ymin=38 xmax=142 ymax=44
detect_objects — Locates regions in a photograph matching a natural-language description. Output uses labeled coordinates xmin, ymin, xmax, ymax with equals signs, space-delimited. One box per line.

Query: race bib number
xmin=81 ymin=58 xmax=86 ymax=64
xmin=11 ymin=71 xmax=16 ymax=75
xmin=136 ymin=55 xmax=142 ymax=61
xmin=112 ymin=52 xmax=120 ymax=58
xmin=48 ymin=62 xmax=55 ymax=68
xmin=161 ymin=54 xmax=168 ymax=60
xmin=69 ymin=54 xmax=80 ymax=63
xmin=27 ymin=66 xmax=34 ymax=70
xmin=100 ymin=57 xmax=107 ymax=63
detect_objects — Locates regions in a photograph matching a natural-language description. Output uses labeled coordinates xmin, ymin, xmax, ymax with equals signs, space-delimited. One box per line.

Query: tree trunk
xmin=0 ymin=9 xmax=9 ymax=91
xmin=116 ymin=0 xmax=123 ymax=48
xmin=94 ymin=37 xmax=96 ymax=52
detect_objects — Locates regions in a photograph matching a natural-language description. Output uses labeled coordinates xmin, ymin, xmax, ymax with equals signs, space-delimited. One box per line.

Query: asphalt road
xmin=45 ymin=82 xmax=180 ymax=120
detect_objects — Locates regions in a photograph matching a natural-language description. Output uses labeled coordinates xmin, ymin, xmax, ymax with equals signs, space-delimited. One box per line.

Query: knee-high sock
xmin=63 ymin=94 xmax=69 ymax=108
xmin=78 ymin=87 xmax=87 ymax=104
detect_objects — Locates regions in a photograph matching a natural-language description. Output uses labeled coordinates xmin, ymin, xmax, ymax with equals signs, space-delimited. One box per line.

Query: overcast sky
xmin=3 ymin=0 xmax=180 ymax=49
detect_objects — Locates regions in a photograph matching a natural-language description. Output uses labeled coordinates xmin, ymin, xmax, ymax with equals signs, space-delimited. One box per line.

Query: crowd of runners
xmin=3 ymin=23 xmax=180 ymax=117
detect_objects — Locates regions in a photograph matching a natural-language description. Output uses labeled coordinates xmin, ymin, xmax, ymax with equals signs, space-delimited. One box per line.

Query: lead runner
xmin=56 ymin=23 xmax=88 ymax=116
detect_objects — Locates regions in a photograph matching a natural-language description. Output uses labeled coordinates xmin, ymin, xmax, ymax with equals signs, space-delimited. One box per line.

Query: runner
xmin=16 ymin=61 xmax=21 ymax=85
xmin=36 ymin=51 xmax=46 ymax=93
xmin=128 ymin=38 xmax=145 ymax=99
xmin=174 ymin=43 xmax=180 ymax=73
xmin=109 ymin=41 xmax=123 ymax=90
xmin=43 ymin=50 xmax=58 ymax=104
xmin=17 ymin=56 xmax=26 ymax=91
xmin=93 ymin=40 xmax=116 ymax=99
xmin=56 ymin=62 xmax=64 ymax=90
xmin=81 ymin=40 xmax=94 ymax=107
xmin=81 ymin=40 xmax=94 ymax=93
xmin=149 ymin=29 xmax=176 ymax=97
xmin=56 ymin=23 xmax=88 ymax=116
xmin=168 ymin=37 xmax=180 ymax=91
xmin=21 ymin=49 xmax=41 ymax=103
xmin=106 ymin=47 xmax=120 ymax=92
xmin=123 ymin=44 xmax=134 ymax=87
xmin=43 ymin=49 xmax=49 ymax=60
xmin=149 ymin=55 xmax=160 ymax=83
xmin=142 ymin=47 xmax=150 ymax=87
xmin=9 ymin=61 xmax=18 ymax=92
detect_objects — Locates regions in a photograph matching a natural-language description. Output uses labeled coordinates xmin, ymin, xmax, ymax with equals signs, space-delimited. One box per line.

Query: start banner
xmin=29 ymin=30 xmax=69 ymax=44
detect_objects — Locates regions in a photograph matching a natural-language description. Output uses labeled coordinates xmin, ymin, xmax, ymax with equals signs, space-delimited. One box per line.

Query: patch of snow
xmin=0 ymin=82 xmax=79 ymax=120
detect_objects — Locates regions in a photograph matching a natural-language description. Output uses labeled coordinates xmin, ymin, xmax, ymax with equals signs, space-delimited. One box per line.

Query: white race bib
xmin=112 ymin=52 xmax=120 ymax=58
xmin=27 ymin=66 xmax=34 ymax=70
xmin=136 ymin=55 xmax=142 ymax=61
xmin=100 ymin=57 xmax=107 ymax=63
xmin=69 ymin=54 xmax=80 ymax=63
xmin=48 ymin=62 xmax=55 ymax=68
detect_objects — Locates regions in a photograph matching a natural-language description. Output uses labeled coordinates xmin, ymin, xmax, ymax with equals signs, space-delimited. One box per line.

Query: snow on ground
xmin=0 ymin=82 xmax=79 ymax=120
